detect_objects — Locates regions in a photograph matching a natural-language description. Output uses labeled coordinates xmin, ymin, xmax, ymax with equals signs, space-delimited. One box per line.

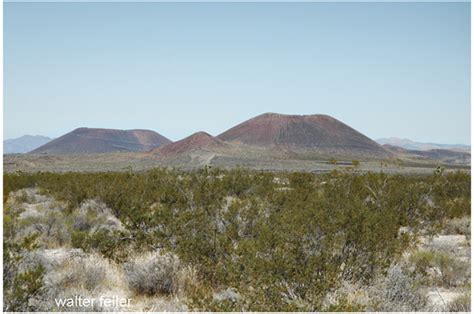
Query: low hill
xmin=4 ymin=135 xmax=52 ymax=154
xmin=383 ymin=144 xmax=470 ymax=165
xmin=30 ymin=128 xmax=171 ymax=154
xmin=152 ymin=131 xmax=226 ymax=157
xmin=218 ymin=113 xmax=390 ymax=159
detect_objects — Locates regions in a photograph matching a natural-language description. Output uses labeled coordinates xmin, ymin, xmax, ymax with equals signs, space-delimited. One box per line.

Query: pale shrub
xmin=124 ymin=251 xmax=180 ymax=296
xmin=436 ymin=256 xmax=470 ymax=288
xmin=74 ymin=199 xmax=125 ymax=233
xmin=447 ymin=293 xmax=471 ymax=312
xmin=54 ymin=256 xmax=107 ymax=291
xmin=18 ymin=211 xmax=71 ymax=247
xmin=443 ymin=216 xmax=470 ymax=240
xmin=21 ymin=248 xmax=86 ymax=272
xmin=369 ymin=263 xmax=428 ymax=311
xmin=174 ymin=265 xmax=198 ymax=297
xmin=13 ymin=192 xmax=126 ymax=249
xmin=29 ymin=251 xmax=122 ymax=311
xmin=410 ymin=250 xmax=470 ymax=287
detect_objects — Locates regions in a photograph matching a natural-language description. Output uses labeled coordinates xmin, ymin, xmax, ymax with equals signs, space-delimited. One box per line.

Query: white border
xmin=0 ymin=1 xmax=471 ymax=313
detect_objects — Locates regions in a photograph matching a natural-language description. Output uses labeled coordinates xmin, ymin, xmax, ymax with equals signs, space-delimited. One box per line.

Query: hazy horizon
xmin=4 ymin=2 xmax=471 ymax=145
xmin=2 ymin=115 xmax=473 ymax=147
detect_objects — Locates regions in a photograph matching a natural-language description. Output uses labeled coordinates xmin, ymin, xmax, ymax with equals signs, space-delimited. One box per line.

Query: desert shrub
xmin=442 ymin=216 xmax=470 ymax=239
xmin=53 ymin=256 xmax=107 ymax=292
xmin=431 ymin=171 xmax=470 ymax=220
xmin=70 ymin=230 xmax=88 ymax=249
xmin=369 ymin=263 xmax=427 ymax=311
xmin=124 ymin=251 xmax=180 ymax=296
xmin=15 ymin=190 xmax=30 ymax=203
xmin=3 ymin=168 xmax=471 ymax=310
xmin=75 ymin=199 xmax=124 ymax=231
xmin=447 ymin=293 xmax=471 ymax=312
xmin=71 ymin=204 xmax=101 ymax=232
xmin=17 ymin=211 xmax=71 ymax=248
xmin=71 ymin=229 xmax=130 ymax=262
xmin=410 ymin=250 xmax=470 ymax=287
xmin=3 ymin=263 xmax=45 ymax=312
xmin=3 ymin=207 xmax=45 ymax=311
xmin=410 ymin=250 xmax=436 ymax=276
xmin=69 ymin=200 xmax=129 ymax=260
xmin=436 ymin=255 xmax=470 ymax=288
xmin=28 ymin=251 xmax=122 ymax=312
xmin=325 ymin=296 xmax=366 ymax=312
xmin=9 ymin=188 xmax=130 ymax=260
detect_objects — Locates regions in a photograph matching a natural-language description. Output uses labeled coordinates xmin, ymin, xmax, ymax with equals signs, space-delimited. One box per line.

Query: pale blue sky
xmin=4 ymin=2 xmax=471 ymax=144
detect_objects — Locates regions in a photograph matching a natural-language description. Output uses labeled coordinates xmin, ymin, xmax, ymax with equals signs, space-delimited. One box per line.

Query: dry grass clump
xmin=53 ymin=255 xmax=108 ymax=292
xmin=124 ymin=251 xmax=181 ymax=296
xmin=322 ymin=281 xmax=368 ymax=311
xmin=23 ymin=248 xmax=192 ymax=312
xmin=22 ymin=249 xmax=127 ymax=311
xmin=447 ymin=293 xmax=471 ymax=312
xmin=11 ymin=188 xmax=39 ymax=204
xmin=442 ymin=216 xmax=470 ymax=240
xmin=410 ymin=250 xmax=470 ymax=288
xmin=368 ymin=263 xmax=428 ymax=311
xmin=13 ymin=189 xmax=31 ymax=203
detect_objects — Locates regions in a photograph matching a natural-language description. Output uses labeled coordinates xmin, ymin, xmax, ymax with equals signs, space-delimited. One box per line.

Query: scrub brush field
xmin=3 ymin=168 xmax=471 ymax=311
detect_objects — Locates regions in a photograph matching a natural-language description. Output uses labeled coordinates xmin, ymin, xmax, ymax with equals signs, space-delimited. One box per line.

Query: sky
xmin=4 ymin=2 xmax=471 ymax=144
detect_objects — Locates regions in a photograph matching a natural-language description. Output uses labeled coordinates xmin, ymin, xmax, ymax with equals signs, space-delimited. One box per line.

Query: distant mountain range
xmin=376 ymin=137 xmax=470 ymax=152
xmin=4 ymin=135 xmax=53 ymax=154
xmin=383 ymin=144 xmax=470 ymax=166
xmin=30 ymin=128 xmax=171 ymax=154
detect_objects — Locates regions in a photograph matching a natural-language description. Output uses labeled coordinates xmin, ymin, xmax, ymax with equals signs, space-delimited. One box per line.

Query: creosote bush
xmin=3 ymin=205 xmax=45 ymax=312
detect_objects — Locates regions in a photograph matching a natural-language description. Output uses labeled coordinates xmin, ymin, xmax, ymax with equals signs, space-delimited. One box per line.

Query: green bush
xmin=3 ymin=207 xmax=45 ymax=311
xmin=71 ymin=229 xmax=130 ymax=262
xmin=410 ymin=250 xmax=470 ymax=287
xmin=3 ymin=168 xmax=470 ymax=310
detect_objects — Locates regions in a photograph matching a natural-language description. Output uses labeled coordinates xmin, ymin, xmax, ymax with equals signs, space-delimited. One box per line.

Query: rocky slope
xmin=218 ymin=113 xmax=391 ymax=159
